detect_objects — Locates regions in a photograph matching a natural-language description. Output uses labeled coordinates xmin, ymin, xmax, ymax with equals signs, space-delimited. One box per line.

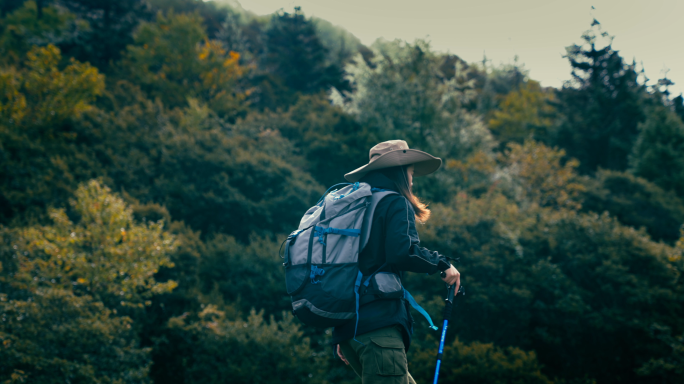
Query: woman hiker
xmin=334 ymin=140 xmax=461 ymax=384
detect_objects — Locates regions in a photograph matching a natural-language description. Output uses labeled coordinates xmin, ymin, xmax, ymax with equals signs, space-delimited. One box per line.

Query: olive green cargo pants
xmin=339 ymin=325 xmax=416 ymax=384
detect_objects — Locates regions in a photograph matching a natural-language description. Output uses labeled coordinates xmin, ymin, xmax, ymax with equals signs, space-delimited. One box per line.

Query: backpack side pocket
xmin=285 ymin=227 xmax=315 ymax=295
xmin=367 ymin=272 xmax=403 ymax=299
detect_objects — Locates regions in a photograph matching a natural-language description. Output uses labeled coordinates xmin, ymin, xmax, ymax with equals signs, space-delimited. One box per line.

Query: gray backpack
xmin=282 ymin=182 xmax=438 ymax=333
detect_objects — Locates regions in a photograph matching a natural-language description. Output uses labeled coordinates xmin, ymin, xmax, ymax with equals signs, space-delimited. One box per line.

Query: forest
xmin=1 ymin=1 xmax=683 ymax=383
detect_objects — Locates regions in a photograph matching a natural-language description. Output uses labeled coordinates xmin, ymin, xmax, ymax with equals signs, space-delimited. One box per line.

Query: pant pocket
xmin=369 ymin=336 xmax=407 ymax=376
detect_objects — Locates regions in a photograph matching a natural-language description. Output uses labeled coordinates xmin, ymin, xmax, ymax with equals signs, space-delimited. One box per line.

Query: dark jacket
xmin=331 ymin=171 xmax=451 ymax=349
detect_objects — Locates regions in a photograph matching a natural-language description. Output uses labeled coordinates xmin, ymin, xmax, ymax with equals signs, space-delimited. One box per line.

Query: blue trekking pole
xmin=433 ymin=273 xmax=463 ymax=384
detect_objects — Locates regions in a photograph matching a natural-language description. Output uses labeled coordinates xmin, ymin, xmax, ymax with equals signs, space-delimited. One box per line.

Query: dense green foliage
xmin=2 ymin=2 xmax=684 ymax=383
xmin=580 ymin=170 xmax=684 ymax=243
xmin=630 ymin=104 xmax=684 ymax=197
xmin=0 ymin=180 xmax=177 ymax=383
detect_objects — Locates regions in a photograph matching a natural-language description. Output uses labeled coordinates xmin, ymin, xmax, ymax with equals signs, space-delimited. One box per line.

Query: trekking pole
xmin=433 ymin=273 xmax=462 ymax=384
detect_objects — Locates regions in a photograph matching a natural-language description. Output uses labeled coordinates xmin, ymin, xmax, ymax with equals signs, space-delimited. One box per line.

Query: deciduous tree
xmin=0 ymin=180 xmax=178 ymax=383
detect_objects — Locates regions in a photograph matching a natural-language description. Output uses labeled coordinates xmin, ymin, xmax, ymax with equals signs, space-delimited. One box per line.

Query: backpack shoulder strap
xmin=360 ymin=189 xmax=399 ymax=251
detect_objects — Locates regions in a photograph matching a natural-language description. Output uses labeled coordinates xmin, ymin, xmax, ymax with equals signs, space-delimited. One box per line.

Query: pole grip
xmin=442 ymin=301 xmax=453 ymax=321
xmin=447 ymin=284 xmax=455 ymax=302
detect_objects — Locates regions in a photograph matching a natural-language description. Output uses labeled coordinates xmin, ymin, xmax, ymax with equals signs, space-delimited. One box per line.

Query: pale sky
xmin=236 ymin=0 xmax=684 ymax=97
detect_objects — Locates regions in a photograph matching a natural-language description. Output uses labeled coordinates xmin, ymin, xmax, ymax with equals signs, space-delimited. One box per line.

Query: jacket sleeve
xmin=384 ymin=196 xmax=451 ymax=274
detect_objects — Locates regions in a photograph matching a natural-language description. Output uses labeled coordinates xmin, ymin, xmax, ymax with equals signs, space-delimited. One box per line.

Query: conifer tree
xmin=262 ymin=7 xmax=346 ymax=93
xmin=554 ymin=21 xmax=649 ymax=173
xmin=59 ymin=0 xmax=149 ymax=69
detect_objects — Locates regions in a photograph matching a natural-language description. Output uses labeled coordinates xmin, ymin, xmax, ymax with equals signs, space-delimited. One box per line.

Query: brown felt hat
xmin=344 ymin=140 xmax=442 ymax=182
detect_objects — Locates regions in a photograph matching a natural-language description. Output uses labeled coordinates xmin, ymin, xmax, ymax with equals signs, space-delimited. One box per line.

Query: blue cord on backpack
xmin=310 ymin=265 xmax=325 ymax=284
xmin=404 ymin=289 xmax=439 ymax=331
xmin=316 ymin=183 xmax=353 ymax=206
xmin=351 ymin=263 xmax=438 ymax=346
xmin=333 ymin=182 xmax=360 ymax=200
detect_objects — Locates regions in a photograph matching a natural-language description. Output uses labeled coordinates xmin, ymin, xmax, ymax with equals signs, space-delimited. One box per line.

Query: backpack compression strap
xmin=313 ymin=226 xmax=360 ymax=246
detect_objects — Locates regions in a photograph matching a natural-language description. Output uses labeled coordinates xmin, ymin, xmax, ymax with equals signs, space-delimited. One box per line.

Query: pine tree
xmin=554 ymin=21 xmax=649 ymax=173
xmin=262 ymin=7 xmax=346 ymax=93
xmin=59 ymin=0 xmax=150 ymax=69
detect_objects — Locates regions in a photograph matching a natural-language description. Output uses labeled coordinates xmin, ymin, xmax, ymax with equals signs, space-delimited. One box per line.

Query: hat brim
xmin=344 ymin=149 xmax=442 ymax=182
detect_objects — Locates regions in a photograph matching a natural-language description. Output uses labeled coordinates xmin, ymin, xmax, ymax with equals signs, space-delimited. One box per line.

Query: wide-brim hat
xmin=344 ymin=140 xmax=442 ymax=182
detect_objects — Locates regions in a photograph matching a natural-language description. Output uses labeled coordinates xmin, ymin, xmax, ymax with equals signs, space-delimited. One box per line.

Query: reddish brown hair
xmin=379 ymin=165 xmax=431 ymax=223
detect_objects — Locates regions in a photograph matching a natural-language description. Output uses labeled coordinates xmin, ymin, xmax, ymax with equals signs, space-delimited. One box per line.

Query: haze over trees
xmin=1 ymin=2 xmax=684 ymax=383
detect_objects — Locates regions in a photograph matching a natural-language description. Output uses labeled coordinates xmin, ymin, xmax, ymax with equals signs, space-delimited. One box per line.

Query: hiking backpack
xmin=282 ymin=182 xmax=438 ymax=332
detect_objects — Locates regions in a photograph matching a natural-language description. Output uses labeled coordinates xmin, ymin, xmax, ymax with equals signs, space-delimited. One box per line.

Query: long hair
xmin=379 ymin=165 xmax=431 ymax=223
